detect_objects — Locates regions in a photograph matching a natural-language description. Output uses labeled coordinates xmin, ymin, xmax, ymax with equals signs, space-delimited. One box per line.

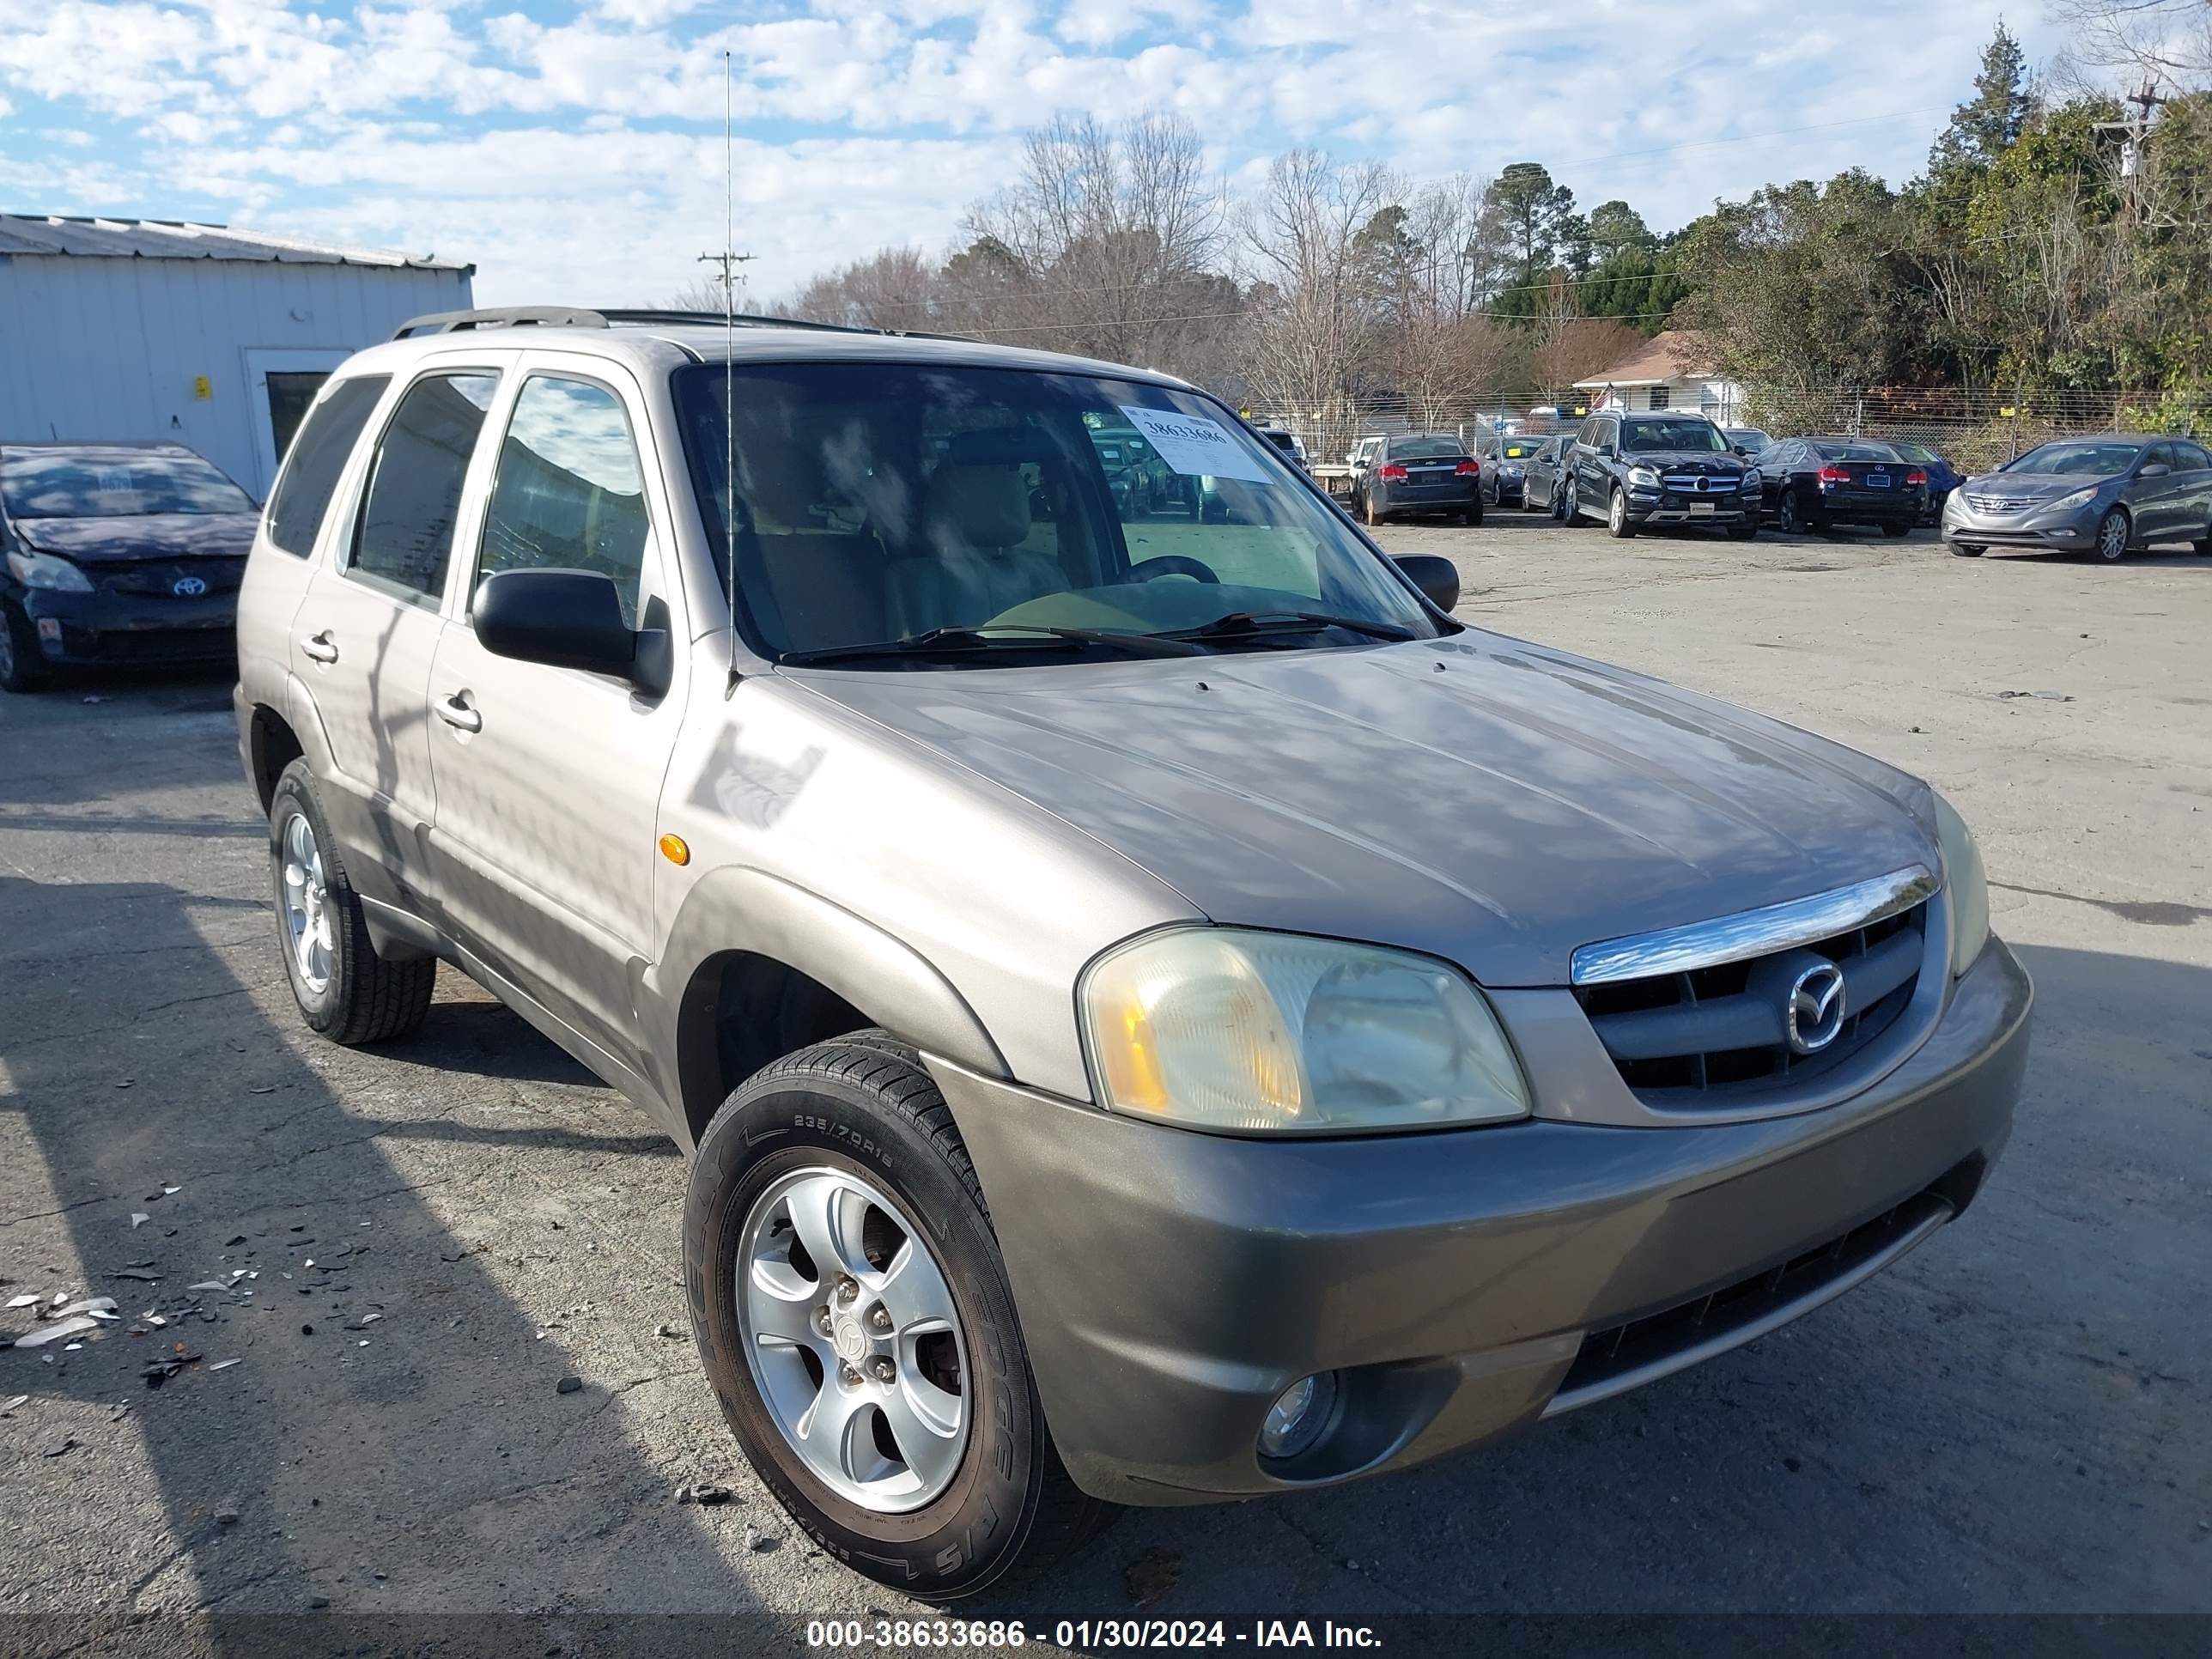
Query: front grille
xmin=1572 ymin=900 xmax=1927 ymax=1104
xmin=1659 ymin=471 xmax=1741 ymax=492
xmin=1547 ymin=1188 xmax=1954 ymax=1414
xmin=1963 ymin=493 xmax=2036 ymax=514
xmin=100 ymin=560 xmax=246 ymax=598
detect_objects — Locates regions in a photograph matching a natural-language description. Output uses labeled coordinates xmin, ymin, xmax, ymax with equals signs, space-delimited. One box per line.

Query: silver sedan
xmin=1943 ymin=434 xmax=2212 ymax=562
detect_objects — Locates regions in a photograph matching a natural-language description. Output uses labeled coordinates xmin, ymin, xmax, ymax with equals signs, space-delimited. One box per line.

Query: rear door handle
xmin=299 ymin=630 xmax=338 ymax=664
xmin=434 ymin=692 xmax=481 ymax=734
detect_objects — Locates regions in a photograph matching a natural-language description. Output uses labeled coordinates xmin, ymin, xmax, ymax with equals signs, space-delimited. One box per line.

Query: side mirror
xmin=2138 ymin=462 xmax=2170 ymax=477
xmin=473 ymin=568 xmax=668 ymax=696
xmin=1393 ymin=554 xmax=1461 ymax=612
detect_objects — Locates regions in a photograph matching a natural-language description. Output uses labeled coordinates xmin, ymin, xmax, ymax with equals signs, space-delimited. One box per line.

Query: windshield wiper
xmin=1165 ymin=611 xmax=1416 ymax=647
xmin=780 ymin=624 xmax=1203 ymax=666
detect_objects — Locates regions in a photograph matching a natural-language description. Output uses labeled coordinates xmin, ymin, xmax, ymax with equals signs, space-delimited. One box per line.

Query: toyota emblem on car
xmin=172 ymin=575 xmax=208 ymax=597
xmin=1786 ymin=962 xmax=1849 ymax=1054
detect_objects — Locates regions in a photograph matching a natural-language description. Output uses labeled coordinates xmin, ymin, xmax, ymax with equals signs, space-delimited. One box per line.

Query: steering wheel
xmin=1126 ymin=555 xmax=1219 ymax=584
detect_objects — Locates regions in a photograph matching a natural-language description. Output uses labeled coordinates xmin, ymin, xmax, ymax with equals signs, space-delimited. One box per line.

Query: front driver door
xmin=425 ymin=362 xmax=690 ymax=1064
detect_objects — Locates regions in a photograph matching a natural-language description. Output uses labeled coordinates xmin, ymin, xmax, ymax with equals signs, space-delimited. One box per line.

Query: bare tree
xmin=1235 ymin=151 xmax=1402 ymax=459
xmin=780 ymin=247 xmax=943 ymax=331
xmin=2051 ymin=0 xmax=2211 ymax=82
xmin=955 ymin=113 xmax=1230 ymax=371
xmin=665 ymin=276 xmax=738 ymax=313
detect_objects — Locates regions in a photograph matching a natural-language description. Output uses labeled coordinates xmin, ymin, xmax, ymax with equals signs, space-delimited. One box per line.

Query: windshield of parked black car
xmin=1389 ymin=436 xmax=1465 ymax=460
xmin=1620 ymin=419 xmax=1727 ymax=453
xmin=0 ymin=448 xmax=254 ymax=518
xmin=2004 ymin=441 xmax=2144 ymax=477
xmin=672 ymin=362 xmax=1443 ymax=665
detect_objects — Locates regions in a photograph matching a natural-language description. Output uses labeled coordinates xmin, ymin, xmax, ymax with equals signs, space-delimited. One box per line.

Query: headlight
xmin=6 ymin=549 xmax=94 ymax=592
xmin=1740 ymin=468 xmax=1761 ymax=489
xmin=1933 ymin=793 xmax=1990 ymax=975
xmin=1627 ymin=466 xmax=1660 ymax=489
xmin=2047 ymin=486 xmax=2100 ymax=513
xmin=1079 ymin=927 xmax=1531 ymax=1134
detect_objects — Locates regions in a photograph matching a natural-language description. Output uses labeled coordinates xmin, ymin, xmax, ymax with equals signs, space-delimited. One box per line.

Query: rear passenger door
xmin=425 ymin=359 xmax=690 ymax=1066
xmin=2134 ymin=443 xmax=2188 ymax=541
xmin=2172 ymin=442 xmax=2212 ymax=542
xmin=292 ymin=364 xmax=502 ymax=918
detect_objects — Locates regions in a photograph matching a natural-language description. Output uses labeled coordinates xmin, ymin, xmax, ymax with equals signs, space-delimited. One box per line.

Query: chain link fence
xmin=1247 ymin=386 xmax=2209 ymax=476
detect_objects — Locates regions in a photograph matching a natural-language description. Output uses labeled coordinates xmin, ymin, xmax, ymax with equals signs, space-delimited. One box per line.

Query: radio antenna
xmin=695 ymin=49 xmax=753 ymax=690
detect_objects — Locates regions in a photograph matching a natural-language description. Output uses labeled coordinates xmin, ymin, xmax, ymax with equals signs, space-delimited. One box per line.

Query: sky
xmin=0 ymin=0 xmax=2062 ymax=307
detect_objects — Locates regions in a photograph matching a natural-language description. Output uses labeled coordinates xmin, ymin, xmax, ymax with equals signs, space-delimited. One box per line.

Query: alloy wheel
xmin=1609 ymin=489 xmax=1626 ymax=534
xmin=739 ymin=1165 xmax=969 ymax=1515
xmin=279 ymin=811 xmax=333 ymax=994
xmin=2095 ymin=510 xmax=2129 ymax=562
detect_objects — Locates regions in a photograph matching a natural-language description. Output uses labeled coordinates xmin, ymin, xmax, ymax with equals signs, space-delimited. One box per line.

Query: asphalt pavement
xmin=1 ymin=518 xmax=2206 ymax=1640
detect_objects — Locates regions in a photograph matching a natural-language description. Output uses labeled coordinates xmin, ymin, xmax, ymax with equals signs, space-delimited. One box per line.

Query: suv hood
xmin=12 ymin=513 xmax=258 ymax=562
xmin=794 ymin=636 xmax=1936 ymax=987
xmin=1623 ymin=451 xmax=1741 ymax=471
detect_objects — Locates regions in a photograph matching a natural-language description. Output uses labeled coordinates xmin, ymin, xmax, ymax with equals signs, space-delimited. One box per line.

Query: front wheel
xmin=686 ymin=1037 xmax=1116 ymax=1600
xmin=1725 ymin=521 xmax=1759 ymax=541
xmin=1606 ymin=487 xmax=1636 ymax=538
xmin=0 ymin=599 xmax=49 ymax=693
xmin=1953 ymin=543 xmax=1985 ymax=557
xmin=1881 ymin=521 xmax=1910 ymax=538
xmin=1560 ymin=479 xmax=1579 ymax=524
xmin=2093 ymin=507 xmax=2130 ymax=562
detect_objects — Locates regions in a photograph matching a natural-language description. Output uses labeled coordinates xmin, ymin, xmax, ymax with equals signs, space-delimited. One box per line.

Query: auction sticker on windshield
xmin=1117 ymin=407 xmax=1274 ymax=484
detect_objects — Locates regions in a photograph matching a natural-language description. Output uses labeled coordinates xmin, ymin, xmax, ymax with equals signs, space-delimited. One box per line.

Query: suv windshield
xmin=674 ymin=362 xmax=1443 ymax=665
xmin=0 ymin=448 xmax=254 ymax=518
xmin=1390 ymin=436 xmax=1465 ymax=460
xmin=2004 ymin=441 xmax=2144 ymax=477
xmin=1620 ymin=419 xmax=1728 ymax=454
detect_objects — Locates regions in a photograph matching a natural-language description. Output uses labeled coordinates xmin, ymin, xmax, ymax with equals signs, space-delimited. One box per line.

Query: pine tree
xmin=1930 ymin=21 xmax=2033 ymax=175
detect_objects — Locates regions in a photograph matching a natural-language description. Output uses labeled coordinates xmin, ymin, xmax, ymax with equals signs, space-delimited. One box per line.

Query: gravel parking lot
xmin=2 ymin=517 xmax=2206 ymax=1632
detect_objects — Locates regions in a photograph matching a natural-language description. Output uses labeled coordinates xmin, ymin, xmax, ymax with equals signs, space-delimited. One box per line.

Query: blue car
xmin=1888 ymin=442 xmax=1964 ymax=523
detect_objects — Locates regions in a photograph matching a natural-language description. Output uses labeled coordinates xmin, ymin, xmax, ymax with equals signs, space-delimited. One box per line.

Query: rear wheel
xmin=0 ymin=599 xmax=49 ymax=693
xmin=1776 ymin=489 xmax=1804 ymax=535
xmin=1364 ymin=495 xmax=1382 ymax=528
xmin=1725 ymin=521 xmax=1759 ymax=541
xmin=2094 ymin=507 xmax=2130 ymax=563
xmin=1606 ymin=487 xmax=1636 ymax=539
xmin=687 ymin=1038 xmax=1115 ymax=1600
xmin=1881 ymin=521 xmax=1910 ymax=538
xmin=267 ymin=760 xmax=435 ymax=1044
xmin=1462 ymin=502 xmax=1483 ymax=527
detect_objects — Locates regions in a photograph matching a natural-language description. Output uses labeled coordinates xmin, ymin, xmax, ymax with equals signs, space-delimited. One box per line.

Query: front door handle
xmin=434 ymin=692 xmax=482 ymax=734
xmin=299 ymin=630 xmax=338 ymax=664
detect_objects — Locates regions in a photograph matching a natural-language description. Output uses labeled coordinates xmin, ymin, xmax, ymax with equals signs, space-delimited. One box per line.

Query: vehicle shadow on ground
xmin=0 ymin=867 xmax=771 ymax=1631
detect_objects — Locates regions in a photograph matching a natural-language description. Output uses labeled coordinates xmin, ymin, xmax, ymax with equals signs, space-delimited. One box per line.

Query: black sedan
xmin=1518 ymin=436 xmax=1572 ymax=516
xmin=0 ymin=442 xmax=258 ymax=691
xmin=1753 ymin=436 xmax=1927 ymax=537
xmin=1352 ymin=434 xmax=1481 ymax=526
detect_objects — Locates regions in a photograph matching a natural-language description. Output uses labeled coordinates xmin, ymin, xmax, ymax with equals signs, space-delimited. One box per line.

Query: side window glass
xmin=2179 ymin=442 xmax=2212 ymax=472
xmin=266 ymin=375 xmax=390 ymax=557
xmin=351 ymin=372 xmax=499 ymax=600
xmin=478 ymin=376 xmax=652 ymax=627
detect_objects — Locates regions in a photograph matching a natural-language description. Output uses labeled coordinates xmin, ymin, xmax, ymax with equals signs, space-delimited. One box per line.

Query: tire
xmin=1364 ymin=495 xmax=1382 ymax=528
xmin=1881 ymin=521 xmax=1910 ymax=538
xmin=1953 ymin=544 xmax=1985 ymax=557
xmin=2093 ymin=507 xmax=2130 ymax=563
xmin=1463 ymin=502 xmax=1484 ymax=527
xmin=2194 ymin=521 xmax=2210 ymax=556
xmin=1606 ymin=486 xmax=1636 ymax=539
xmin=686 ymin=1037 xmax=1117 ymax=1601
xmin=1725 ymin=521 xmax=1759 ymax=541
xmin=1560 ymin=479 xmax=1579 ymax=525
xmin=267 ymin=760 xmax=435 ymax=1044
xmin=0 ymin=598 xmax=49 ymax=693
xmin=1776 ymin=489 xmax=1804 ymax=535
xmin=1522 ymin=482 xmax=1542 ymax=514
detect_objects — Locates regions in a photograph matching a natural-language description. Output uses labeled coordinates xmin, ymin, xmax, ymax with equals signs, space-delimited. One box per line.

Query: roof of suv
xmin=349 ymin=309 xmax=1194 ymax=391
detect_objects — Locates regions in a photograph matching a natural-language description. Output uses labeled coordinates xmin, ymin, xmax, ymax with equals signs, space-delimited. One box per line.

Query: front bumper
xmin=1625 ymin=488 xmax=1757 ymax=526
xmin=938 ymin=937 xmax=2030 ymax=1505
xmin=1942 ymin=499 xmax=2102 ymax=550
xmin=18 ymin=585 xmax=239 ymax=665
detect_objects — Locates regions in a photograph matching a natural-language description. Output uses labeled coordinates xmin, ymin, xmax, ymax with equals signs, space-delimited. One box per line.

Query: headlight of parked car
xmin=1080 ymin=927 xmax=1532 ymax=1134
xmin=1627 ymin=466 xmax=1660 ymax=489
xmin=6 ymin=549 xmax=94 ymax=592
xmin=1933 ymin=793 xmax=1991 ymax=975
xmin=2047 ymin=485 xmax=2100 ymax=514
xmin=1740 ymin=468 xmax=1761 ymax=490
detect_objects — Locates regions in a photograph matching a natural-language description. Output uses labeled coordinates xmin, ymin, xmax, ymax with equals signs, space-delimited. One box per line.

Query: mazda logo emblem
xmin=1786 ymin=962 xmax=1848 ymax=1054
xmin=172 ymin=575 xmax=208 ymax=598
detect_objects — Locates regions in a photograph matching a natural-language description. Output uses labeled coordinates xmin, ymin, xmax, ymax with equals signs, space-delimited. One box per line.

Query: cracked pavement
xmin=0 ymin=520 xmax=2206 ymax=1633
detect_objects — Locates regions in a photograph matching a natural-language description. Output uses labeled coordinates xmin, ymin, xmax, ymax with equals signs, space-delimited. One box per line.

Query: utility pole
xmin=696 ymin=249 xmax=755 ymax=307
xmin=2101 ymin=82 xmax=2167 ymax=226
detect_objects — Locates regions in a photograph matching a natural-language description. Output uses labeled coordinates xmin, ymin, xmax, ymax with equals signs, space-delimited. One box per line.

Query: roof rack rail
xmin=392 ymin=305 xmax=971 ymax=343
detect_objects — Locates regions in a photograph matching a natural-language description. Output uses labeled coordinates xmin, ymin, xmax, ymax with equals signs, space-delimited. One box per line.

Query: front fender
xmin=643 ymin=865 xmax=1011 ymax=1151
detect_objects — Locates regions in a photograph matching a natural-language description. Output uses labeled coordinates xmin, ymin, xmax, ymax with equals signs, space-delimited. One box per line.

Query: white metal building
xmin=0 ymin=216 xmax=472 ymax=497
xmin=1572 ymin=331 xmax=1747 ymax=427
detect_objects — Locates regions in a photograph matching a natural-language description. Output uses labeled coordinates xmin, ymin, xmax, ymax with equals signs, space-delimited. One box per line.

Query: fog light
xmin=35 ymin=617 xmax=62 ymax=642
xmin=1258 ymin=1371 xmax=1339 ymax=1461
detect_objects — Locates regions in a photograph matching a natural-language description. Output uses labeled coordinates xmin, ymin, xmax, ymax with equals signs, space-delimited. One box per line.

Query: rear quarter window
xmin=265 ymin=375 xmax=391 ymax=556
